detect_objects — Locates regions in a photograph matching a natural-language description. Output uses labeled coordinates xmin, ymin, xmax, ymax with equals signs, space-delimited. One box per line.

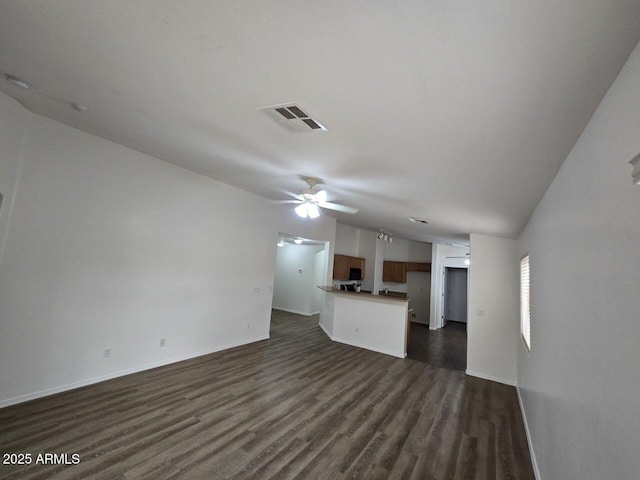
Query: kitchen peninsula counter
xmin=317 ymin=286 xmax=409 ymax=302
xmin=317 ymin=286 xmax=409 ymax=358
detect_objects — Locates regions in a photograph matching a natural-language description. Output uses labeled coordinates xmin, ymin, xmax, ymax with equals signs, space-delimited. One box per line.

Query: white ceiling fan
xmin=286 ymin=177 xmax=358 ymax=219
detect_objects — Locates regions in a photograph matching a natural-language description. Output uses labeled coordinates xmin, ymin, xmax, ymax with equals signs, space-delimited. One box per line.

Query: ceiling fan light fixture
xmin=295 ymin=202 xmax=309 ymax=218
xmin=290 ymin=177 xmax=357 ymax=217
xmin=294 ymin=237 xmax=303 ymax=245
xmin=307 ymin=203 xmax=320 ymax=218
xmin=295 ymin=197 xmax=321 ymax=219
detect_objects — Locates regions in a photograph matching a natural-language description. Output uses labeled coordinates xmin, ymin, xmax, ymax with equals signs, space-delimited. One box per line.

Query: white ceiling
xmin=2 ymin=1 xmax=640 ymax=245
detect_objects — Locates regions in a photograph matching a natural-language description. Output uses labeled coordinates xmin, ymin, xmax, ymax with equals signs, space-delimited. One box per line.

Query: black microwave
xmin=348 ymin=267 xmax=362 ymax=281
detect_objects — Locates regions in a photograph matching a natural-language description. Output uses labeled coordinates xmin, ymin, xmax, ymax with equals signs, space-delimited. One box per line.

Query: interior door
xmin=444 ymin=267 xmax=468 ymax=323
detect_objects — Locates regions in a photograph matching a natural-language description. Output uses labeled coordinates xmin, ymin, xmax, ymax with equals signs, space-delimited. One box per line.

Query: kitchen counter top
xmin=318 ymin=286 xmax=409 ymax=303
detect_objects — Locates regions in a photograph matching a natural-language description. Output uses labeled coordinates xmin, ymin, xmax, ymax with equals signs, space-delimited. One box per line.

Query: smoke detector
xmin=259 ymin=103 xmax=327 ymax=133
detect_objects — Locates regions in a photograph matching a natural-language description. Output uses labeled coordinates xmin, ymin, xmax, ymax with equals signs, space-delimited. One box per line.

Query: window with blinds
xmin=520 ymin=254 xmax=531 ymax=351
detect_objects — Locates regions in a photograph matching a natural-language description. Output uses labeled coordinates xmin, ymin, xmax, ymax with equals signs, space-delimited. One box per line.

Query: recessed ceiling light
xmin=5 ymin=73 xmax=32 ymax=90
xmin=408 ymin=217 xmax=428 ymax=224
xmin=294 ymin=238 xmax=303 ymax=244
xmin=277 ymin=240 xmax=285 ymax=247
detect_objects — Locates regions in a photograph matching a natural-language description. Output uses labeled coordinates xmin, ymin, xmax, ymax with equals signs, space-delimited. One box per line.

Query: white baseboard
xmin=517 ymin=387 xmax=542 ymax=480
xmin=332 ymin=335 xmax=406 ymax=359
xmin=0 ymin=335 xmax=269 ymax=409
xmin=465 ymin=369 xmax=517 ymax=386
xmin=272 ymin=307 xmax=315 ymax=316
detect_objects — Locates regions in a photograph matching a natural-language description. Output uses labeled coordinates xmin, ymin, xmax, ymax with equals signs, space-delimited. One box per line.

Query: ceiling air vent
xmin=259 ymin=103 xmax=327 ymax=133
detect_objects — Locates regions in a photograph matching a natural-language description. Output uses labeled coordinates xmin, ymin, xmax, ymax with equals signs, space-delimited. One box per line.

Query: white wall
xmin=466 ymin=234 xmax=518 ymax=385
xmin=312 ymin=250 xmax=324 ymax=312
xmin=516 ymin=42 xmax=640 ymax=480
xmin=382 ymin=236 xmax=432 ymax=263
xmin=334 ymin=222 xmax=359 ymax=256
xmin=406 ymin=271 xmax=431 ymax=324
xmin=357 ymin=230 xmax=376 ymax=292
xmin=0 ymin=94 xmax=304 ymax=406
xmin=0 ymin=94 xmax=30 ymax=264
xmin=272 ymin=243 xmax=323 ymax=316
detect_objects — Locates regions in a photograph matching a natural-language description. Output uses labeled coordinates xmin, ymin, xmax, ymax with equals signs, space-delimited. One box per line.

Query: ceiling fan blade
xmin=318 ymin=201 xmax=359 ymax=214
xmin=283 ymin=191 xmax=304 ymax=201
xmin=275 ymin=200 xmax=301 ymax=204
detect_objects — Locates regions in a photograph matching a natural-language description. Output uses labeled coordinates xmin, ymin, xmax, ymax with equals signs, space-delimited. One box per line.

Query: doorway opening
xmin=443 ymin=267 xmax=468 ymax=326
xmin=407 ymin=267 xmax=467 ymax=371
xmin=270 ymin=234 xmax=329 ymax=333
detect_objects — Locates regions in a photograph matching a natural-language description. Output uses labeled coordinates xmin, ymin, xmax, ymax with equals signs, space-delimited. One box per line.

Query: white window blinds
xmin=520 ymin=255 xmax=531 ymax=351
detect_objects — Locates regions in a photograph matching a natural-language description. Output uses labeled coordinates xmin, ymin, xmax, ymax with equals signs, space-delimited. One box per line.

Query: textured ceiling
xmin=2 ymin=1 xmax=640 ymax=244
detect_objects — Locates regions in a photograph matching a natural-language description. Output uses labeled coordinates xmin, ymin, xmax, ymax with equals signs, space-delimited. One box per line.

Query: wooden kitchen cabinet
xmin=383 ymin=261 xmax=431 ymax=282
xmin=333 ymin=254 xmax=366 ymax=280
xmin=333 ymin=254 xmax=350 ymax=280
xmin=406 ymin=262 xmax=431 ymax=273
xmin=383 ymin=261 xmax=407 ymax=283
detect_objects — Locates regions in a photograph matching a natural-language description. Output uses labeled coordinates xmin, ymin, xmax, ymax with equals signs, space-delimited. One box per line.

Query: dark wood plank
xmin=0 ymin=310 xmax=533 ymax=480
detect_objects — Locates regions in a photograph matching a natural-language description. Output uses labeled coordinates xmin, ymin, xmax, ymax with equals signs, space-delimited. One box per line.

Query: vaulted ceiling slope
xmin=1 ymin=1 xmax=639 ymax=244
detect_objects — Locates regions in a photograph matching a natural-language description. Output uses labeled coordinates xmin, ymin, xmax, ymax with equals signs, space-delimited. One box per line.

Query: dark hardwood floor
xmin=407 ymin=321 xmax=467 ymax=372
xmin=0 ymin=310 xmax=533 ymax=479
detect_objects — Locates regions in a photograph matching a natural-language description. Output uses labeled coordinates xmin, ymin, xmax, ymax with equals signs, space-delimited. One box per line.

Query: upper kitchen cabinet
xmin=333 ymin=254 xmax=366 ymax=280
xmin=406 ymin=262 xmax=431 ymax=273
xmin=383 ymin=261 xmax=407 ymax=283
xmin=383 ymin=261 xmax=431 ymax=283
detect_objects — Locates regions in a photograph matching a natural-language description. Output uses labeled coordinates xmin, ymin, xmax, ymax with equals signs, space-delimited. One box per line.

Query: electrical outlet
xmin=160 ymin=338 xmax=166 ymax=347
xmin=103 ymin=347 xmax=111 ymax=358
